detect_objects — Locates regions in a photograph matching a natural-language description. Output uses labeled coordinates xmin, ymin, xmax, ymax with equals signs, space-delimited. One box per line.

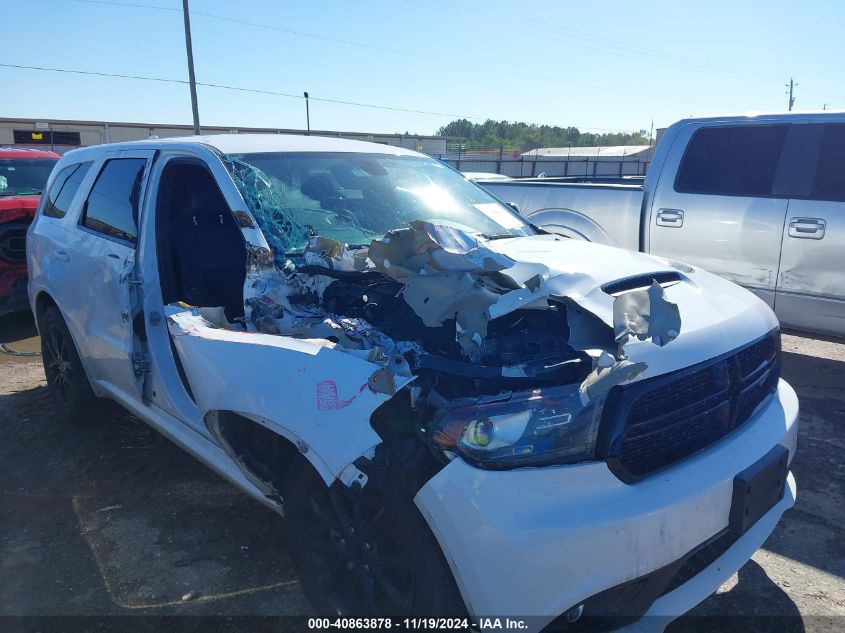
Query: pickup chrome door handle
xmin=788 ymin=217 xmax=826 ymax=239
xmin=51 ymin=250 xmax=70 ymax=262
xmin=656 ymin=208 xmax=684 ymax=228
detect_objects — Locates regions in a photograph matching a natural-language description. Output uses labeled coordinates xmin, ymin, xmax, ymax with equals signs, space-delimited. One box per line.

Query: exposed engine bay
xmin=169 ymin=219 xmax=682 ymax=467
xmin=165 ymin=151 xmax=684 ymax=477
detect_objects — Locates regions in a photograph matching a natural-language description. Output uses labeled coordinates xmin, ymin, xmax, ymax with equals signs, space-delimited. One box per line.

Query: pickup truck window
xmin=43 ymin=162 xmax=92 ymax=219
xmin=0 ymin=157 xmax=58 ymax=197
xmin=82 ymin=158 xmax=146 ymax=244
xmin=675 ymin=125 xmax=789 ymax=197
xmin=222 ymin=152 xmax=533 ymax=261
xmin=810 ymin=124 xmax=845 ymax=202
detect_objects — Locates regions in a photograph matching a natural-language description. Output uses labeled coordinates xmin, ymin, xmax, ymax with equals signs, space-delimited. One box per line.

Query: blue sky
xmin=2 ymin=0 xmax=843 ymax=136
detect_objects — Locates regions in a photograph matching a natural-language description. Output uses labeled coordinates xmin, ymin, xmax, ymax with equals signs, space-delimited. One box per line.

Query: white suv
xmin=27 ymin=134 xmax=798 ymax=630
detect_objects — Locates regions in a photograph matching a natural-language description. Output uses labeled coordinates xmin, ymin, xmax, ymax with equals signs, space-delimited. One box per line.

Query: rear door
xmin=648 ymin=122 xmax=798 ymax=308
xmin=60 ymin=150 xmax=154 ymax=401
xmin=776 ymin=123 xmax=845 ymax=335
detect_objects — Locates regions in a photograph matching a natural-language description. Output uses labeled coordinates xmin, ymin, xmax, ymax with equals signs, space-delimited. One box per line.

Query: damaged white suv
xmin=28 ymin=135 xmax=798 ymax=629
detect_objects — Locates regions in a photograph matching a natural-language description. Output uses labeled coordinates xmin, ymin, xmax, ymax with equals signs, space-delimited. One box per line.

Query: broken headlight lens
xmin=432 ymin=386 xmax=603 ymax=468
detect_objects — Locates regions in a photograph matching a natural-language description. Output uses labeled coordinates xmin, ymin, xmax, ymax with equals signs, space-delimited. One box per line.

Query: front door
xmin=63 ymin=150 xmax=154 ymax=401
xmin=776 ymin=123 xmax=845 ymax=336
xmin=648 ymin=122 xmax=797 ymax=308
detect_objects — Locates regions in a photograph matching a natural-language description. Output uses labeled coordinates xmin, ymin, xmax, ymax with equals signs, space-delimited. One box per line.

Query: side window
xmin=82 ymin=158 xmax=146 ymax=244
xmin=810 ymin=124 xmax=845 ymax=202
xmin=43 ymin=162 xmax=92 ymax=219
xmin=675 ymin=125 xmax=789 ymax=197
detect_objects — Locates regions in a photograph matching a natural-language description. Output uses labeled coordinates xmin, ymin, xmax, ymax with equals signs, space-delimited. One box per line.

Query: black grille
xmin=0 ymin=221 xmax=31 ymax=263
xmin=601 ymin=331 xmax=781 ymax=482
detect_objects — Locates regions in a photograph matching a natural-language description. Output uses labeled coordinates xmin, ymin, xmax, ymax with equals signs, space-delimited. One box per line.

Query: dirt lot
xmin=0 ymin=311 xmax=843 ymax=631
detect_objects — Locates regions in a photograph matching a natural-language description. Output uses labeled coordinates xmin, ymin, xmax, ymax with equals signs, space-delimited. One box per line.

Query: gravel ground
xmin=0 ymin=311 xmax=842 ymax=631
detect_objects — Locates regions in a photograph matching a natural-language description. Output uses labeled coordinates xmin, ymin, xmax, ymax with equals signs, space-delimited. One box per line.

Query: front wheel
xmin=284 ymin=453 xmax=465 ymax=617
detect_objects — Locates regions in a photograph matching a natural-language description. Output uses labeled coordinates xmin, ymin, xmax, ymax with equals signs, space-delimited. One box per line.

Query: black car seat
xmin=169 ymin=169 xmax=247 ymax=320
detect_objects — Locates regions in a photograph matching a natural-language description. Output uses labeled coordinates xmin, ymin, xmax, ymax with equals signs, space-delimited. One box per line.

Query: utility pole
xmin=786 ymin=78 xmax=798 ymax=112
xmin=182 ymin=0 xmax=201 ymax=135
xmin=303 ymin=92 xmax=310 ymax=133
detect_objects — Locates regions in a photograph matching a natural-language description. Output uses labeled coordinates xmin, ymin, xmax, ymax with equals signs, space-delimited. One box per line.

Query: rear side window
xmin=675 ymin=125 xmax=789 ymax=196
xmin=82 ymin=158 xmax=146 ymax=244
xmin=43 ymin=162 xmax=91 ymax=218
xmin=810 ymin=124 xmax=845 ymax=202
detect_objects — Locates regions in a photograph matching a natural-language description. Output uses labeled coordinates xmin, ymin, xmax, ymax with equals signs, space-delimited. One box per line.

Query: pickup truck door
xmin=776 ymin=123 xmax=845 ymax=335
xmin=647 ymin=122 xmax=799 ymax=308
xmin=60 ymin=150 xmax=154 ymax=401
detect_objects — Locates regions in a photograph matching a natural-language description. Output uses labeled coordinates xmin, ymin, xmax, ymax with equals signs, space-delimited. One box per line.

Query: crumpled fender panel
xmin=166 ymin=308 xmax=414 ymax=483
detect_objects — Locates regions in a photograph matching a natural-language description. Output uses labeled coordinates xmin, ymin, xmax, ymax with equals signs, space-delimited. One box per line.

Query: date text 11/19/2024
xmin=308 ymin=618 xmax=529 ymax=630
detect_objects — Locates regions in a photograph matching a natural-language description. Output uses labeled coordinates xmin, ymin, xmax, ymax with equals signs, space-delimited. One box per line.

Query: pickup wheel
xmin=284 ymin=453 xmax=465 ymax=617
xmin=39 ymin=306 xmax=100 ymax=424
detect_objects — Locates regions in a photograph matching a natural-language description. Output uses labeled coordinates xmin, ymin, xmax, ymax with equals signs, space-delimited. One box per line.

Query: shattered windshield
xmin=222 ymin=151 xmax=533 ymax=261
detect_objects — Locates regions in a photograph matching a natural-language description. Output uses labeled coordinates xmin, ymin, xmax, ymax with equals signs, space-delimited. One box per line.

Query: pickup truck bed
xmin=481 ymin=180 xmax=644 ymax=252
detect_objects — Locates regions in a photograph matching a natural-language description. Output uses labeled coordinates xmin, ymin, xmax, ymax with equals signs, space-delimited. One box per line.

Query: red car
xmin=0 ymin=147 xmax=60 ymax=315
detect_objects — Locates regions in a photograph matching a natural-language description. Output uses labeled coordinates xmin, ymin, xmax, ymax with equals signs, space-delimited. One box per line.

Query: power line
xmin=518 ymin=72 xmax=734 ymax=109
xmin=522 ymin=20 xmax=782 ymax=83
xmin=0 ymin=62 xmax=645 ymax=133
xmin=70 ymin=0 xmax=788 ymax=116
xmin=0 ymin=62 xmax=472 ymax=119
xmin=76 ymin=0 xmax=780 ymax=85
xmin=426 ymin=0 xmax=783 ymax=83
xmin=73 ymin=0 xmax=407 ymax=55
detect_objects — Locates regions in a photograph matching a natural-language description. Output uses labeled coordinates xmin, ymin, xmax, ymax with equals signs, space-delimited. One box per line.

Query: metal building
xmin=0 ymin=117 xmax=453 ymax=155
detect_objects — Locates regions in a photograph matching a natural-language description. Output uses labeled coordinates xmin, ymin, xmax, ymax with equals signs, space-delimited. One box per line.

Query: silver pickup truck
xmin=480 ymin=111 xmax=845 ymax=337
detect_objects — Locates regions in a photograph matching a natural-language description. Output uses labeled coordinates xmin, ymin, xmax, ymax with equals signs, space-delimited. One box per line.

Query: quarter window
xmin=675 ymin=125 xmax=789 ymax=197
xmin=43 ymin=162 xmax=91 ymax=219
xmin=82 ymin=158 xmax=146 ymax=243
xmin=810 ymin=124 xmax=845 ymax=202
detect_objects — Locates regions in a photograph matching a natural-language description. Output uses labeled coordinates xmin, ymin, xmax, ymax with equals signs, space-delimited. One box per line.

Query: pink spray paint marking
xmin=316 ymin=380 xmax=368 ymax=410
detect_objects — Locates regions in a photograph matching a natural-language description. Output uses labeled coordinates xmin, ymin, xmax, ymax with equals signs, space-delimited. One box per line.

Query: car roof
xmin=674 ymin=109 xmax=845 ymax=125
xmin=60 ymin=133 xmax=424 ymax=160
xmin=0 ymin=147 xmax=61 ymax=159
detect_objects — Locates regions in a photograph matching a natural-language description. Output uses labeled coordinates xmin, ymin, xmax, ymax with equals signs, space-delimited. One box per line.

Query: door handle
xmin=788 ymin=217 xmax=826 ymax=239
xmin=656 ymin=208 xmax=684 ymax=228
xmin=51 ymin=250 xmax=70 ymax=262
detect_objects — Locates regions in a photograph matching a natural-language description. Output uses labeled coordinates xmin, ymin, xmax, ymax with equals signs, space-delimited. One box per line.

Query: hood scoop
xmin=602 ymin=271 xmax=683 ymax=296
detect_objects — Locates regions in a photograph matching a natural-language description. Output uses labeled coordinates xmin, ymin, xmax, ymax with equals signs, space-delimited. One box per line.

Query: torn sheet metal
xmin=368 ymin=220 xmax=516 ymax=278
xmin=578 ymin=351 xmax=648 ymax=405
xmin=613 ymin=280 xmax=682 ymax=347
xmin=166 ymin=307 xmax=414 ymax=483
xmin=227 ymin=215 xmax=690 ymax=423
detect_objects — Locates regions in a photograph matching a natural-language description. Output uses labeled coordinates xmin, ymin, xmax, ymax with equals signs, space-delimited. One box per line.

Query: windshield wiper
xmin=479 ymin=233 xmax=520 ymax=240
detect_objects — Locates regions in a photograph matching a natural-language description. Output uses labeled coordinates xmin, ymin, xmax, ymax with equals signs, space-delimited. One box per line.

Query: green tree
xmin=437 ymin=119 xmax=650 ymax=151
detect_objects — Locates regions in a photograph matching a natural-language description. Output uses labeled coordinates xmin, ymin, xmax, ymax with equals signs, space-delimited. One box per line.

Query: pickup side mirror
xmin=506 ymin=202 xmax=521 ymax=215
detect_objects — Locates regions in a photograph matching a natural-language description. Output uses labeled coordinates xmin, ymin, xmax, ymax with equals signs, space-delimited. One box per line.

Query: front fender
xmin=166 ymin=310 xmax=412 ymax=484
xmin=525 ymin=208 xmax=614 ymax=245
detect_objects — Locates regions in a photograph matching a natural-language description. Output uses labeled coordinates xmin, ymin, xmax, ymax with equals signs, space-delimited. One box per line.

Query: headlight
xmin=432 ymin=385 xmax=603 ymax=468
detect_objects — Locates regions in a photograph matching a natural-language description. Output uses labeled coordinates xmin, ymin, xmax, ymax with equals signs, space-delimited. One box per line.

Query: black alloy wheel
xmin=39 ymin=305 xmax=99 ymax=422
xmin=284 ymin=453 xmax=466 ymax=617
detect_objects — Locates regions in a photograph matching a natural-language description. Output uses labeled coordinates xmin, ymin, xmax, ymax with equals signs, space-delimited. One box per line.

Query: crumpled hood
xmin=0 ymin=195 xmax=40 ymax=224
xmin=488 ymin=234 xmax=780 ymax=377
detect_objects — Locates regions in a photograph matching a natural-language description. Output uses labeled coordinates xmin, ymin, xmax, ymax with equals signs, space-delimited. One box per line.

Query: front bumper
xmin=0 ymin=264 xmax=30 ymax=316
xmin=414 ymin=379 xmax=799 ymax=628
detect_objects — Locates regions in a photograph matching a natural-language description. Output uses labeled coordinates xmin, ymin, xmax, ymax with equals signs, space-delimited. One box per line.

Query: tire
xmin=39 ymin=305 xmax=100 ymax=424
xmin=284 ymin=452 xmax=466 ymax=617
